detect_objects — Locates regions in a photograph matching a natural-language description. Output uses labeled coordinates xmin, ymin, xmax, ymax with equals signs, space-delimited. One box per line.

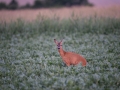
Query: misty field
xmin=0 ymin=5 xmax=120 ymax=22
xmin=0 ymin=6 xmax=120 ymax=90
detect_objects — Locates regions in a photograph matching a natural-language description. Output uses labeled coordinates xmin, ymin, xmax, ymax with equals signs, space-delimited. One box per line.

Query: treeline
xmin=0 ymin=0 xmax=93 ymax=10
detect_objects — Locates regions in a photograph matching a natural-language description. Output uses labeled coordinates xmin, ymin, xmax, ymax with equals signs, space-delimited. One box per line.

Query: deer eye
xmin=57 ymin=43 xmax=60 ymax=46
xmin=57 ymin=45 xmax=60 ymax=47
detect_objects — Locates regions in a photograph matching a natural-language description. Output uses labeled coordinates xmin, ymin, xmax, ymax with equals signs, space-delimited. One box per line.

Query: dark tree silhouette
xmin=0 ymin=2 xmax=7 ymax=9
xmin=80 ymin=0 xmax=93 ymax=6
xmin=33 ymin=0 xmax=93 ymax=8
xmin=24 ymin=3 xmax=31 ymax=8
xmin=0 ymin=0 xmax=93 ymax=10
xmin=8 ymin=0 xmax=18 ymax=10
xmin=21 ymin=3 xmax=31 ymax=9
xmin=33 ymin=0 xmax=43 ymax=8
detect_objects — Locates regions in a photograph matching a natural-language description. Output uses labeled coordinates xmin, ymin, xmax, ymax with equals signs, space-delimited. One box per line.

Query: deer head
xmin=54 ymin=39 xmax=63 ymax=49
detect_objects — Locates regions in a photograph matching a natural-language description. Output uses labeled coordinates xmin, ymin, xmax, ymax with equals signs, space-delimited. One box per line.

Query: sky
xmin=0 ymin=0 xmax=120 ymax=7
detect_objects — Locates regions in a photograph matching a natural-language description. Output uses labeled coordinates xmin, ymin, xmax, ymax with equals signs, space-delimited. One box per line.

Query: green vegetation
xmin=0 ymin=16 xmax=120 ymax=90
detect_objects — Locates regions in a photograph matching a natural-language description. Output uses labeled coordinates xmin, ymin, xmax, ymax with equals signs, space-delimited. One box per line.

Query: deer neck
xmin=58 ymin=47 xmax=66 ymax=56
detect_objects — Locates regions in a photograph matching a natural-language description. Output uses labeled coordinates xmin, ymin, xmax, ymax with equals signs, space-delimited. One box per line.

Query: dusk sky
xmin=0 ymin=0 xmax=120 ymax=7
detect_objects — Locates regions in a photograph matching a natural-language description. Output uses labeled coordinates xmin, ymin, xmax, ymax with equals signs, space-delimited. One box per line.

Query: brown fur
xmin=54 ymin=39 xmax=87 ymax=66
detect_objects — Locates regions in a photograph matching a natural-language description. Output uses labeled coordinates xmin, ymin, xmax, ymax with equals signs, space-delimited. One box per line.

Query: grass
xmin=0 ymin=13 xmax=120 ymax=90
xmin=0 ymin=5 xmax=120 ymax=22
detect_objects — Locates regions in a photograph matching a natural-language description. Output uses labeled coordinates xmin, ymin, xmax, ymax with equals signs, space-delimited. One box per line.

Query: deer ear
xmin=54 ymin=39 xmax=58 ymax=44
xmin=60 ymin=39 xmax=63 ymax=44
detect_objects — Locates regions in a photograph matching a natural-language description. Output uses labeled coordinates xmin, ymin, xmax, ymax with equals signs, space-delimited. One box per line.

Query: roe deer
xmin=54 ymin=39 xmax=87 ymax=66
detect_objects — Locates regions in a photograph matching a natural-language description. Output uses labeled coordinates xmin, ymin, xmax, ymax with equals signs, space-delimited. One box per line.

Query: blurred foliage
xmin=0 ymin=2 xmax=7 ymax=9
xmin=32 ymin=0 xmax=93 ymax=8
xmin=0 ymin=16 xmax=120 ymax=90
xmin=8 ymin=0 xmax=18 ymax=10
xmin=0 ymin=0 xmax=93 ymax=10
xmin=33 ymin=0 xmax=43 ymax=8
xmin=0 ymin=0 xmax=18 ymax=10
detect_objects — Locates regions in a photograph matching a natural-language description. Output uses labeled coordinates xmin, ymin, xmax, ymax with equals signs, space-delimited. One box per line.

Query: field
xmin=0 ymin=6 xmax=120 ymax=90
xmin=0 ymin=5 xmax=120 ymax=22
